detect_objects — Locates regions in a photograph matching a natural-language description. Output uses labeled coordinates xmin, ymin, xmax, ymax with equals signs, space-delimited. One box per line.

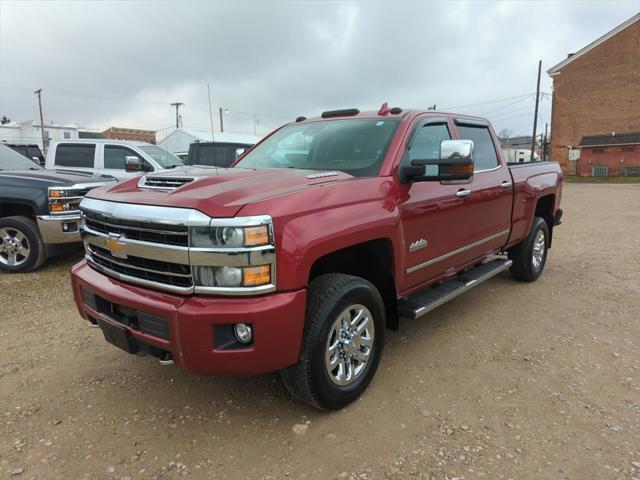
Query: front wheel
xmin=0 ymin=216 xmax=46 ymax=273
xmin=281 ymin=273 xmax=385 ymax=410
xmin=508 ymin=216 xmax=549 ymax=282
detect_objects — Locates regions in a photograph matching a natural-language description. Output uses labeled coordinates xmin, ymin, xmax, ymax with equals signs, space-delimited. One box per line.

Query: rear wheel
xmin=281 ymin=273 xmax=385 ymax=410
xmin=0 ymin=216 xmax=46 ymax=273
xmin=508 ymin=216 xmax=549 ymax=282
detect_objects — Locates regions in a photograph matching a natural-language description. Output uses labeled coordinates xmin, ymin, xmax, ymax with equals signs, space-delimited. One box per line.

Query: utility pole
xmin=253 ymin=114 xmax=257 ymax=135
xmin=530 ymin=60 xmax=542 ymax=162
xmin=34 ymin=89 xmax=46 ymax=154
xmin=206 ymin=85 xmax=215 ymax=145
xmin=218 ymin=107 xmax=224 ymax=132
xmin=170 ymin=102 xmax=184 ymax=128
xmin=543 ymin=122 xmax=548 ymax=161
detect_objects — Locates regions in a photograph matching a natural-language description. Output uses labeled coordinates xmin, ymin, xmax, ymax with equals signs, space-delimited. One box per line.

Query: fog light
xmin=234 ymin=323 xmax=253 ymax=344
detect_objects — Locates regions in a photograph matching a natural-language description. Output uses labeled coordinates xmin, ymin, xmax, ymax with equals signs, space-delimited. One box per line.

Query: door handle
xmin=500 ymin=181 xmax=513 ymax=188
xmin=456 ymin=189 xmax=471 ymax=198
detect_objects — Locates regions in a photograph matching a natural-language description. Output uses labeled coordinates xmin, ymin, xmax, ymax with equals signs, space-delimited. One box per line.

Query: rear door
xmin=53 ymin=143 xmax=97 ymax=174
xmin=452 ymin=119 xmax=513 ymax=259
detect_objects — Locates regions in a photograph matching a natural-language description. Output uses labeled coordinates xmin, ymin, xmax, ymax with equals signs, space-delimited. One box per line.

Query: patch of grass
xmin=565 ymin=175 xmax=640 ymax=184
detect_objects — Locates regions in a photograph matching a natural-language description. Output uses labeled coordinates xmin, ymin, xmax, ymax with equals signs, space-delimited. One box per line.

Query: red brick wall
xmin=102 ymin=128 xmax=156 ymax=144
xmin=549 ymin=19 xmax=640 ymax=175
xmin=579 ymin=145 xmax=640 ymax=176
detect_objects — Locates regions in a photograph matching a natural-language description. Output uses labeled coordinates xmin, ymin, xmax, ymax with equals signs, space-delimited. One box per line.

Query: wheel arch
xmin=534 ymin=194 xmax=555 ymax=248
xmin=308 ymin=238 xmax=399 ymax=330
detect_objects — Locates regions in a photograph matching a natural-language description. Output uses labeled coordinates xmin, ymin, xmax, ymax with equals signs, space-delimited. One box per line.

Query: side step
xmin=399 ymin=258 xmax=513 ymax=321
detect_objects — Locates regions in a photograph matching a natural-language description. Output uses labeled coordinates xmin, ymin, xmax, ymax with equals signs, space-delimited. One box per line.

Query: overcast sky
xmin=0 ymin=0 xmax=638 ymax=138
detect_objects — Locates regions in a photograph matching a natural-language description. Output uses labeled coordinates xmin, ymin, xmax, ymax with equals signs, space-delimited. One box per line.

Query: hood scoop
xmin=139 ymin=175 xmax=197 ymax=191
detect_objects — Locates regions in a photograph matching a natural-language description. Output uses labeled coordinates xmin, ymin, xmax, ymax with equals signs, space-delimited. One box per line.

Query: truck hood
xmin=87 ymin=167 xmax=353 ymax=217
xmin=0 ymin=169 xmax=114 ymax=187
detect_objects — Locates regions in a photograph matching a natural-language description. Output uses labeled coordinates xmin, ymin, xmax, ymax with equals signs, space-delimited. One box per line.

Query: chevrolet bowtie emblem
xmin=105 ymin=233 xmax=127 ymax=259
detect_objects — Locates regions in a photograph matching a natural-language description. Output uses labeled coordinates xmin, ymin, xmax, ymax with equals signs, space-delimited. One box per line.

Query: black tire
xmin=281 ymin=273 xmax=385 ymax=410
xmin=508 ymin=216 xmax=549 ymax=282
xmin=0 ymin=216 xmax=46 ymax=273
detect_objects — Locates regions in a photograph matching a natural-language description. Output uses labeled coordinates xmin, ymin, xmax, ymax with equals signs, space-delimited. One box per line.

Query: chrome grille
xmin=87 ymin=244 xmax=193 ymax=289
xmin=83 ymin=210 xmax=189 ymax=246
xmin=140 ymin=176 xmax=195 ymax=190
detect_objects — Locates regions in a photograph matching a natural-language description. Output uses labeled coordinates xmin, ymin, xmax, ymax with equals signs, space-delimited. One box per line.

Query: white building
xmin=0 ymin=121 xmax=79 ymax=152
xmin=156 ymin=127 xmax=262 ymax=154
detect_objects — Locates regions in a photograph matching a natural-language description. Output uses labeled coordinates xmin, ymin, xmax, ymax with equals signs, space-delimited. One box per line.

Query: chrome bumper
xmin=36 ymin=215 xmax=82 ymax=244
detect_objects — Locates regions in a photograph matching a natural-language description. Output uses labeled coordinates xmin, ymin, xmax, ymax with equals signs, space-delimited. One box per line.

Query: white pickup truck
xmin=44 ymin=139 xmax=187 ymax=181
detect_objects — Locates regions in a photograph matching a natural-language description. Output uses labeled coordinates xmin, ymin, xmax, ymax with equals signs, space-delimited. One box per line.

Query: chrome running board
xmin=399 ymin=258 xmax=512 ymax=321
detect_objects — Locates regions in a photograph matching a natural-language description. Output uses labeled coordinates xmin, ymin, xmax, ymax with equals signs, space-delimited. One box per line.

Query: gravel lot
xmin=1 ymin=183 xmax=639 ymax=480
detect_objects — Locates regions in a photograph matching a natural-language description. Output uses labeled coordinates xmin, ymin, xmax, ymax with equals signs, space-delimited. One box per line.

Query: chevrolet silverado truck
xmin=70 ymin=105 xmax=563 ymax=410
xmin=0 ymin=144 xmax=114 ymax=272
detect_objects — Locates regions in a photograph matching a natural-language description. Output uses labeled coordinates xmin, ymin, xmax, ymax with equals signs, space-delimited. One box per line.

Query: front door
xmin=398 ymin=118 xmax=513 ymax=294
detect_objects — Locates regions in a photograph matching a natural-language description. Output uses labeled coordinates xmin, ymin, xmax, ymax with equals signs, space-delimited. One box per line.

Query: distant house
xmin=500 ymin=136 xmax=533 ymax=150
xmin=578 ymin=132 xmax=640 ymax=177
xmin=547 ymin=13 xmax=640 ymax=176
xmin=0 ymin=121 xmax=79 ymax=152
xmin=156 ymin=127 xmax=262 ymax=154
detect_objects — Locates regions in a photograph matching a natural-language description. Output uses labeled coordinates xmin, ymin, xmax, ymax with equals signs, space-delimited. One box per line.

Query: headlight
xmin=48 ymin=187 xmax=82 ymax=215
xmin=191 ymin=225 xmax=270 ymax=248
xmin=193 ymin=265 xmax=271 ymax=287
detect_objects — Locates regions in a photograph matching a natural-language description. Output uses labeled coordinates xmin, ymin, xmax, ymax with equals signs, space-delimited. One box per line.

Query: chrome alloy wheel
xmin=0 ymin=227 xmax=30 ymax=267
xmin=325 ymin=304 xmax=375 ymax=387
xmin=532 ymin=229 xmax=546 ymax=270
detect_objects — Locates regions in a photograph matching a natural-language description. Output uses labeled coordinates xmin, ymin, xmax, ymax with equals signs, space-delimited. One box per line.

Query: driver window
xmin=104 ymin=145 xmax=151 ymax=170
xmin=409 ymin=123 xmax=451 ymax=162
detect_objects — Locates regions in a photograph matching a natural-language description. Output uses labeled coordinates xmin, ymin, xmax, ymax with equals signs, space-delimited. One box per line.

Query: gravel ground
xmin=1 ymin=183 xmax=639 ymax=480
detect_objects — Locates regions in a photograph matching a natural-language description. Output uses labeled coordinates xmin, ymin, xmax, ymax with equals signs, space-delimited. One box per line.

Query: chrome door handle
xmin=500 ymin=181 xmax=513 ymax=188
xmin=456 ymin=189 xmax=471 ymax=197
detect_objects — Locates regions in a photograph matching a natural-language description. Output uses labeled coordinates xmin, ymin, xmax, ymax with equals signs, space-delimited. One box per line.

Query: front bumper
xmin=71 ymin=260 xmax=307 ymax=376
xmin=37 ymin=214 xmax=82 ymax=244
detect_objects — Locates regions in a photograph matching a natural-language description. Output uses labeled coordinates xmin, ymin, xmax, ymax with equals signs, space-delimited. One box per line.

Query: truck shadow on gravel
xmin=83 ymin=273 xmax=518 ymax=424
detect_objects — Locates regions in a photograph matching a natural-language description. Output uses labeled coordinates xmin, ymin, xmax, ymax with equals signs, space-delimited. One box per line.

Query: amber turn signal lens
xmin=242 ymin=265 xmax=271 ymax=286
xmin=450 ymin=164 xmax=474 ymax=174
xmin=244 ymin=226 xmax=269 ymax=246
xmin=50 ymin=190 xmax=64 ymax=198
xmin=50 ymin=203 xmax=65 ymax=213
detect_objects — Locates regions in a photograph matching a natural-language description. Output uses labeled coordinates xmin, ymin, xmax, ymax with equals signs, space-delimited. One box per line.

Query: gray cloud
xmin=1 ymin=0 xmax=637 ymax=136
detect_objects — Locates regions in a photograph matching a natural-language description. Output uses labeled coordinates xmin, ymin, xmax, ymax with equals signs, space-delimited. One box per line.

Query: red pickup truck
xmin=71 ymin=105 xmax=563 ymax=410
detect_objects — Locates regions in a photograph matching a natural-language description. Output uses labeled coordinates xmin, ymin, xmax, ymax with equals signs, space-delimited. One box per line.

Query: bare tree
xmin=0 ymin=115 xmax=10 ymax=125
xmin=497 ymin=128 xmax=512 ymax=141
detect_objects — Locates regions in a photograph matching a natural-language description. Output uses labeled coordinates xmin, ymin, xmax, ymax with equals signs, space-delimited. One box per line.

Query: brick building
xmin=578 ymin=132 xmax=640 ymax=177
xmin=547 ymin=13 xmax=640 ymax=176
xmin=102 ymin=126 xmax=156 ymax=144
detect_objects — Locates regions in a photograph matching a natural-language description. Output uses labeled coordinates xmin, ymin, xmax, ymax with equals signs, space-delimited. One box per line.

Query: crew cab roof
xmin=48 ymin=139 xmax=154 ymax=147
xmin=297 ymin=107 xmax=491 ymax=126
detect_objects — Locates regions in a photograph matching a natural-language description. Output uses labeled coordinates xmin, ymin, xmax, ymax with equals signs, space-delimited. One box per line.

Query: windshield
xmin=0 ymin=144 xmax=43 ymax=170
xmin=235 ymin=118 xmax=400 ymax=177
xmin=138 ymin=145 xmax=184 ymax=168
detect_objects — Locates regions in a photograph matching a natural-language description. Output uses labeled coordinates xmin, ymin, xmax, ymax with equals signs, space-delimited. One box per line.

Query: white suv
xmin=45 ymin=139 xmax=187 ymax=181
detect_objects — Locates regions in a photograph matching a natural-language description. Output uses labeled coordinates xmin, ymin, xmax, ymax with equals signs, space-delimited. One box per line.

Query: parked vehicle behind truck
xmin=70 ymin=105 xmax=563 ymax=409
xmin=0 ymin=144 xmax=114 ymax=272
xmin=44 ymin=139 xmax=186 ymax=181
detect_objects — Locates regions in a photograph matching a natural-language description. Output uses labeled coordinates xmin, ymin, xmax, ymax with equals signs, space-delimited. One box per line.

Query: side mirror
xmin=125 ymin=155 xmax=151 ymax=172
xmin=401 ymin=139 xmax=475 ymax=182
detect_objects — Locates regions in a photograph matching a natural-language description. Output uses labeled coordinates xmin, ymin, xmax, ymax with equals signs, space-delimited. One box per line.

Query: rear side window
xmin=55 ymin=144 xmax=95 ymax=168
xmin=457 ymin=125 xmax=499 ymax=171
xmin=409 ymin=123 xmax=451 ymax=162
xmin=193 ymin=144 xmax=233 ymax=167
xmin=104 ymin=145 xmax=146 ymax=170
